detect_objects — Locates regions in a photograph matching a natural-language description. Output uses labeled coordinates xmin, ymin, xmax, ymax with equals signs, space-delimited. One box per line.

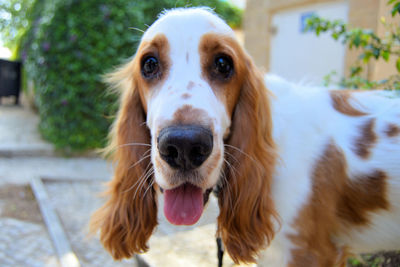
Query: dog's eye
xmin=141 ymin=56 xmax=159 ymax=79
xmin=213 ymin=55 xmax=233 ymax=79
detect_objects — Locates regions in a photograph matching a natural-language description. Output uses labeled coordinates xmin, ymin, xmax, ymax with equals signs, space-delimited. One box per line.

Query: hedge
xmin=20 ymin=0 xmax=242 ymax=151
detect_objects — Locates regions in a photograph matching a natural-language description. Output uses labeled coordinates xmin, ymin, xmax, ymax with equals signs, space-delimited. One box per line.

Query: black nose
xmin=157 ymin=125 xmax=213 ymax=170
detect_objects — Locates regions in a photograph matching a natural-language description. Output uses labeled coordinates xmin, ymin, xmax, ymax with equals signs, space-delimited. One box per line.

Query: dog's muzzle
xmin=157 ymin=125 xmax=213 ymax=171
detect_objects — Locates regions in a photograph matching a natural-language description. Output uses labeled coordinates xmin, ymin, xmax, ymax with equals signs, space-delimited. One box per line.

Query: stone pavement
xmin=45 ymin=180 xmax=136 ymax=267
xmin=0 ymin=218 xmax=58 ymax=266
xmin=0 ymin=97 xmax=251 ymax=267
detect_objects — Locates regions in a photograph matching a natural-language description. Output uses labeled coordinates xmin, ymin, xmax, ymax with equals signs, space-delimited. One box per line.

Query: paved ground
xmin=0 ymin=157 xmax=111 ymax=186
xmin=46 ymin=181 xmax=136 ymax=267
xmin=0 ymin=218 xmax=58 ymax=267
xmin=0 ymin=96 xmax=247 ymax=267
xmin=0 ymin=101 xmax=53 ymax=157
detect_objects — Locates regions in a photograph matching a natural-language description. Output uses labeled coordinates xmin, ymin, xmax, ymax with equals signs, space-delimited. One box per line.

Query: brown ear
xmin=90 ymin=60 xmax=157 ymax=259
xmin=218 ymin=56 xmax=279 ymax=263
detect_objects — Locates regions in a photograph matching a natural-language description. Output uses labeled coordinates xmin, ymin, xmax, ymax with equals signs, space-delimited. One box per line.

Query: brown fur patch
xmin=288 ymin=142 xmax=389 ymax=266
xmin=90 ymin=76 xmax=157 ymax=260
xmin=385 ymin=123 xmax=400 ymax=137
xmin=108 ymin=34 xmax=170 ymax=112
xmin=172 ymin=104 xmax=213 ymax=129
xmin=181 ymin=93 xmax=191 ymax=99
xmin=137 ymin=34 xmax=171 ymax=88
xmin=187 ymin=81 xmax=195 ymax=90
xmin=199 ymin=33 xmax=248 ymax=117
xmin=330 ymin=91 xmax=367 ymax=117
xmin=338 ymin=170 xmax=389 ymax=225
xmin=353 ymin=118 xmax=377 ymax=159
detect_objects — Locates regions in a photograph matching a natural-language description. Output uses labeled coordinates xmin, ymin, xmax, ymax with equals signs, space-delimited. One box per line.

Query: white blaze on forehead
xmin=142 ymin=8 xmax=235 ymax=42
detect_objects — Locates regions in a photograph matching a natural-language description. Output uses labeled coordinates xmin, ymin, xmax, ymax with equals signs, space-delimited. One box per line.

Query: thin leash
xmin=216 ymin=235 xmax=224 ymax=267
xmin=214 ymin=185 xmax=224 ymax=267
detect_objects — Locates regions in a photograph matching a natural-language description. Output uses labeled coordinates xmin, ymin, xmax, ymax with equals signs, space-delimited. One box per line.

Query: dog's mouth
xmin=160 ymin=183 xmax=213 ymax=225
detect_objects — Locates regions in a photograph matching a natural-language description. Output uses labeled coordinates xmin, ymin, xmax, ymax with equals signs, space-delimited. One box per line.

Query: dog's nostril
xmin=190 ymin=146 xmax=200 ymax=156
xmin=157 ymin=125 xmax=213 ymax=170
xmin=167 ymin=145 xmax=179 ymax=158
xmin=189 ymin=146 xmax=203 ymax=166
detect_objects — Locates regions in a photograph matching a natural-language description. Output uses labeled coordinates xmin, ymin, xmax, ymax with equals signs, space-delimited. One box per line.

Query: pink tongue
xmin=164 ymin=183 xmax=204 ymax=225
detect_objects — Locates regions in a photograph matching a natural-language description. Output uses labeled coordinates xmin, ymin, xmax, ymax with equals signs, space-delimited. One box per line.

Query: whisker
xmin=118 ymin=142 xmax=151 ymax=149
xmin=128 ymin=149 xmax=151 ymax=170
xmin=224 ymin=144 xmax=255 ymax=161
xmin=127 ymin=155 xmax=151 ymax=171
xmin=219 ymin=166 xmax=234 ymax=211
xmin=129 ymin=27 xmax=145 ymax=33
xmin=223 ymin=158 xmax=244 ymax=212
xmin=224 ymin=143 xmax=263 ymax=170
xmin=122 ymin=161 xmax=152 ymax=193
xmin=143 ymin=177 xmax=155 ymax=198
xmin=223 ymin=157 xmax=239 ymax=177
xmin=133 ymin=167 xmax=154 ymax=199
xmin=224 ymin=150 xmax=240 ymax=164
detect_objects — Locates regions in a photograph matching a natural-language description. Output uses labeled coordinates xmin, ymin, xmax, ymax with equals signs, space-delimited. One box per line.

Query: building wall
xmin=243 ymin=0 xmax=270 ymax=71
xmin=244 ymin=0 xmax=396 ymax=82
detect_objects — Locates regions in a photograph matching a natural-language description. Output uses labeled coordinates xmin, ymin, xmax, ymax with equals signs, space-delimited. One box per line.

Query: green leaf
xmin=396 ymin=58 xmax=400 ymax=73
xmin=392 ymin=2 xmax=400 ymax=16
xmin=360 ymin=52 xmax=371 ymax=63
xmin=353 ymin=34 xmax=362 ymax=47
xmin=372 ymin=47 xmax=381 ymax=59
xmin=382 ymin=51 xmax=390 ymax=61
xmin=350 ymin=66 xmax=362 ymax=77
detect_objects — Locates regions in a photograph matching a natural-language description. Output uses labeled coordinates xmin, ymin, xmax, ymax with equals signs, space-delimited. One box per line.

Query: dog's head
xmin=91 ymin=8 xmax=278 ymax=263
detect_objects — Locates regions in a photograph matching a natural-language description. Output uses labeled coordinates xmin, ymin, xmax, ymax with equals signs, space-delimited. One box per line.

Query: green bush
xmin=20 ymin=0 xmax=242 ymax=151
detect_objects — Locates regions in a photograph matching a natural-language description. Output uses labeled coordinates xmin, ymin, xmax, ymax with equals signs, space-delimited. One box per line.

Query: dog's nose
xmin=157 ymin=125 xmax=213 ymax=170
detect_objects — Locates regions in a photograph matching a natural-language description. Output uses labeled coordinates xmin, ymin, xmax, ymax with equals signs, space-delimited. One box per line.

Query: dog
xmin=91 ymin=7 xmax=400 ymax=266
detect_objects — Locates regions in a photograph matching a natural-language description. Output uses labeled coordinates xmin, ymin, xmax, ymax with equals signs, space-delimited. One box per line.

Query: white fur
xmin=260 ymin=75 xmax=400 ymax=265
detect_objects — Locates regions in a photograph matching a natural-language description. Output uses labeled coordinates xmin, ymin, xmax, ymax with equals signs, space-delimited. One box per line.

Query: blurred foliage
xmin=347 ymin=251 xmax=400 ymax=267
xmin=305 ymin=0 xmax=400 ymax=90
xmin=0 ymin=0 xmax=35 ymax=57
xmin=138 ymin=0 xmax=242 ymax=29
xmin=19 ymin=0 xmax=242 ymax=151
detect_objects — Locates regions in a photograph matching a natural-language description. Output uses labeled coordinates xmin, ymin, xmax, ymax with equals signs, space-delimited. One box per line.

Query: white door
xmin=270 ymin=2 xmax=349 ymax=83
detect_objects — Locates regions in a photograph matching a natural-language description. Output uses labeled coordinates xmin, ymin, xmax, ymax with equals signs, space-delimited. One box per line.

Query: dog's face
xmin=134 ymin=9 xmax=246 ymax=225
xmin=93 ymin=8 xmax=277 ymax=264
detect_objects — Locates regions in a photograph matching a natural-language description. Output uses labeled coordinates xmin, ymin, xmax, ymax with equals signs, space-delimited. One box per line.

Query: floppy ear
xmin=218 ymin=55 xmax=279 ymax=263
xmin=90 ymin=60 xmax=158 ymax=259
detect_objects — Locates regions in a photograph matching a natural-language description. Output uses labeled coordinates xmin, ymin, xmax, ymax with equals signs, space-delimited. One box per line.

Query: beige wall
xmin=243 ymin=0 xmax=270 ymax=70
xmin=244 ymin=0 xmax=397 ymax=81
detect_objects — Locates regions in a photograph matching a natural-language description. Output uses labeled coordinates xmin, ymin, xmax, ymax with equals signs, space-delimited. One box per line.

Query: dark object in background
xmin=0 ymin=59 xmax=21 ymax=105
